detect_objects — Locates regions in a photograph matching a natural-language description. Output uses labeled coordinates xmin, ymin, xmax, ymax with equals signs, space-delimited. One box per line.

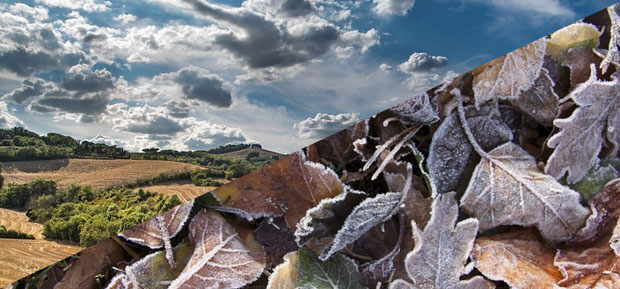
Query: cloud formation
xmin=295 ymin=112 xmax=360 ymax=138
xmin=398 ymin=52 xmax=448 ymax=73
xmin=373 ymin=0 xmax=416 ymax=16
xmin=34 ymin=0 xmax=111 ymax=12
xmin=0 ymin=102 xmax=25 ymax=129
xmin=173 ymin=67 xmax=232 ymax=107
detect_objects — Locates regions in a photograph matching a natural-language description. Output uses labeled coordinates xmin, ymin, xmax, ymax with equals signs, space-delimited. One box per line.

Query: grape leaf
xmin=473 ymin=37 xmax=547 ymax=106
xmin=213 ymin=151 xmax=345 ymax=229
xmin=471 ymin=228 xmax=563 ymax=289
xmin=266 ymin=251 xmax=299 ymax=289
xmin=427 ymin=104 xmax=513 ymax=195
xmin=511 ymin=67 xmax=559 ymax=125
xmin=461 ymin=142 xmax=589 ymax=243
xmin=167 ymin=209 xmax=265 ymax=289
xmin=600 ymin=4 xmax=620 ymax=74
xmin=297 ymin=248 xmax=367 ymax=289
xmin=545 ymin=65 xmax=620 ymax=184
xmin=389 ymin=192 xmax=494 ymax=289
xmin=119 ymin=200 xmax=194 ymax=268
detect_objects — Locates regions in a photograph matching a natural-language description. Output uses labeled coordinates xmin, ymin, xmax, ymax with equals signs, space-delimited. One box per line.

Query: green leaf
xmin=570 ymin=160 xmax=619 ymax=202
xmin=297 ymin=248 xmax=367 ymax=289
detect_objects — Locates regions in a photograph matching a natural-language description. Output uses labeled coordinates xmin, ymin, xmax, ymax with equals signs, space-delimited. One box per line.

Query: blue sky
xmin=0 ymin=0 xmax=616 ymax=153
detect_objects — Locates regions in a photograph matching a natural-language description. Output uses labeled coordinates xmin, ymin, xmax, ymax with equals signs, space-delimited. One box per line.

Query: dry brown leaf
xmin=214 ymin=151 xmax=345 ymax=229
xmin=546 ymin=66 xmax=620 ymax=184
xmin=389 ymin=192 xmax=494 ymax=289
xmin=119 ymin=200 xmax=194 ymax=268
xmin=512 ymin=68 xmax=559 ymax=125
xmin=266 ymin=252 xmax=299 ymax=289
xmin=461 ymin=142 xmax=589 ymax=243
xmin=562 ymin=47 xmax=604 ymax=90
xmin=254 ymin=217 xmax=299 ymax=267
xmin=167 ymin=209 xmax=265 ymax=289
xmin=473 ymin=37 xmax=547 ymax=106
xmin=611 ymin=218 xmax=620 ymax=256
xmin=570 ymin=179 xmax=620 ymax=247
xmin=555 ymin=238 xmax=620 ymax=288
xmin=306 ymin=120 xmax=369 ymax=171
xmin=600 ymin=4 xmax=620 ymax=74
xmin=471 ymin=228 xmax=563 ymax=289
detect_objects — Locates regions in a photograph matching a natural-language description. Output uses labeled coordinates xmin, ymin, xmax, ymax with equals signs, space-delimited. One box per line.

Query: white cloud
xmin=379 ymin=63 xmax=392 ymax=72
xmin=401 ymin=70 xmax=459 ymax=93
xmin=35 ymin=0 xmax=112 ymax=12
xmin=398 ymin=52 xmax=448 ymax=73
xmin=295 ymin=112 xmax=359 ymax=138
xmin=113 ymin=13 xmax=137 ymax=24
xmin=373 ymin=0 xmax=415 ymax=16
xmin=85 ymin=134 xmax=127 ymax=147
xmin=480 ymin=0 xmax=574 ymax=17
xmin=0 ymin=101 xmax=25 ymax=129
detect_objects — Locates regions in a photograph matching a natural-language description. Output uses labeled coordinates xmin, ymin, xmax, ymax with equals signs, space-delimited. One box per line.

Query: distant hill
xmin=217 ymin=147 xmax=282 ymax=161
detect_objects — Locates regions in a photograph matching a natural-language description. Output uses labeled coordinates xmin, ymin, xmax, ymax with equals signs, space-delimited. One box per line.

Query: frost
xmin=359 ymin=215 xmax=404 ymax=288
xmin=562 ymin=46 xmax=604 ymax=89
xmin=612 ymin=218 xmax=620 ymax=256
xmin=471 ymin=229 xmax=562 ymax=289
xmin=570 ymin=161 xmax=619 ymax=202
xmin=297 ymin=248 xmax=367 ymax=289
xmin=547 ymin=22 xmax=600 ymax=60
xmin=389 ymin=93 xmax=439 ymax=126
xmin=473 ymin=37 xmax=547 ymax=106
xmin=167 ymin=209 xmax=265 ymax=289
xmin=267 ymin=251 xmax=299 ymax=289
xmin=546 ymin=65 xmax=620 ymax=184
xmin=389 ymin=192 xmax=494 ymax=289
xmin=427 ymin=102 xmax=512 ymax=195
xmin=306 ymin=120 xmax=370 ymax=171
xmin=600 ymin=4 xmax=620 ymax=74
xmin=119 ymin=200 xmax=194 ymax=268
xmin=461 ymin=142 xmax=590 ymax=243
xmin=512 ymin=68 xmax=559 ymax=125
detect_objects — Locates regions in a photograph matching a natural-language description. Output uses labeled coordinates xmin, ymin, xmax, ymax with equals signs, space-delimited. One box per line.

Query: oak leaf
xmin=389 ymin=192 xmax=494 ymax=289
xmin=546 ymin=65 xmax=620 ymax=184
xmin=461 ymin=142 xmax=589 ymax=243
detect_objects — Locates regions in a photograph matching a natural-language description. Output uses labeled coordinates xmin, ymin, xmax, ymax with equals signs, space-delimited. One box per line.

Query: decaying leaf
xmin=306 ymin=120 xmax=369 ymax=171
xmin=473 ymin=37 xmax=547 ymax=106
xmin=547 ymin=22 xmax=600 ymax=60
xmin=389 ymin=93 xmax=439 ymax=126
xmin=384 ymin=155 xmax=432 ymax=228
xmin=562 ymin=47 xmax=604 ymax=90
xmin=254 ymin=217 xmax=299 ymax=267
xmin=570 ymin=161 xmax=619 ymax=202
xmin=471 ymin=228 xmax=563 ymax=289
xmin=167 ymin=209 xmax=265 ymax=289
xmin=600 ymin=4 xmax=620 ymax=74
xmin=511 ymin=68 xmax=559 ymax=125
xmin=546 ymin=65 xmax=620 ymax=184
xmin=612 ymin=218 xmax=620 ymax=256
xmin=461 ymin=142 xmax=589 ymax=243
xmin=266 ymin=251 xmax=299 ymax=289
xmin=570 ymin=179 xmax=620 ymax=246
xmin=427 ymin=103 xmax=513 ymax=195
xmin=119 ymin=200 xmax=194 ymax=268
xmin=359 ymin=215 xmax=404 ymax=288
xmin=389 ymin=192 xmax=494 ymax=289
xmin=555 ymin=239 xmax=620 ymax=288
xmin=214 ymin=151 xmax=345 ymax=229
xmin=297 ymin=248 xmax=367 ymax=289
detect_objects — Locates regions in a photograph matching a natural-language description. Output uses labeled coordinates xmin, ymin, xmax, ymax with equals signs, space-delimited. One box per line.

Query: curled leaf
xmin=600 ymin=4 xmax=620 ymax=74
xmin=266 ymin=252 xmax=299 ymax=289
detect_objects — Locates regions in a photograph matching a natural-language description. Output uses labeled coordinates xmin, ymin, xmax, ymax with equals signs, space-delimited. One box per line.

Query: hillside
xmin=1 ymin=159 xmax=202 ymax=189
xmin=217 ymin=147 xmax=282 ymax=161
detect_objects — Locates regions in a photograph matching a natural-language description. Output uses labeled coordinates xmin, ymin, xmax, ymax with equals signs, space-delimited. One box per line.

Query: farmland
xmin=135 ymin=179 xmax=228 ymax=203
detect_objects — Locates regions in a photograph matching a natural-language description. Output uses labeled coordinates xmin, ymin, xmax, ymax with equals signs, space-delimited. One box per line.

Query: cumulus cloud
xmin=31 ymin=94 xmax=109 ymax=115
xmin=35 ymin=0 xmax=112 ymax=12
xmin=85 ymin=134 xmax=127 ymax=147
xmin=0 ymin=102 xmax=25 ymax=129
xmin=401 ymin=70 xmax=459 ymax=93
xmin=60 ymin=64 xmax=116 ymax=94
xmin=113 ymin=13 xmax=137 ymax=24
xmin=181 ymin=121 xmax=247 ymax=150
xmin=373 ymin=0 xmax=415 ymax=16
xmin=2 ymin=78 xmax=56 ymax=104
xmin=295 ymin=112 xmax=359 ymax=138
xmin=173 ymin=67 xmax=232 ymax=107
xmin=165 ymin=100 xmax=193 ymax=118
xmin=379 ymin=63 xmax=392 ymax=72
xmin=107 ymin=104 xmax=190 ymax=138
xmin=398 ymin=52 xmax=448 ymax=73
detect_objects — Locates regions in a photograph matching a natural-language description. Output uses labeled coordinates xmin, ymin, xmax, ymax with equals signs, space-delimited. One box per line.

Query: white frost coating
xmin=546 ymin=65 xmax=620 ymax=184
xmin=104 ymin=273 xmax=132 ymax=289
xmin=390 ymin=93 xmax=440 ymax=126
xmin=266 ymin=252 xmax=299 ymax=289
xmin=601 ymin=4 xmax=620 ymax=74
xmin=390 ymin=192 xmax=494 ymax=289
xmin=611 ymin=218 xmax=620 ymax=256
xmin=461 ymin=142 xmax=590 ymax=243
xmin=473 ymin=37 xmax=547 ymax=106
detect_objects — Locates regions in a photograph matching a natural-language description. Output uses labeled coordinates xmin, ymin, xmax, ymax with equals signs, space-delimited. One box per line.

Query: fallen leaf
xmin=570 ymin=161 xmax=619 ymax=202
xmin=359 ymin=215 xmax=404 ymax=289
xmin=389 ymin=92 xmax=439 ymax=126
xmin=389 ymin=192 xmax=494 ymax=289
xmin=306 ymin=120 xmax=369 ymax=172
xmin=297 ymin=248 xmax=367 ymax=289
xmin=547 ymin=22 xmax=600 ymax=60
xmin=461 ymin=142 xmax=590 ymax=243
xmin=473 ymin=37 xmax=547 ymax=106
xmin=213 ymin=151 xmax=345 ymax=229
xmin=512 ymin=68 xmax=559 ymax=125
xmin=254 ymin=217 xmax=299 ymax=267
xmin=471 ymin=228 xmax=563 ymax=289
xmin=562 ymin=47 xmax=604 ymax=90
xmin=167 ymin=209 xmax=265 ymax=289
xmin=427 ymin=104 xmax=513 ymax=195
xmin=600 ymin=4 xmax=620 ymax=74
xmin=119 ymin=200 xmax=194 ymax=268
xmin=266 ymin=252 xmax=299 ymax=289
xmin=612 ymin=218 xmax=620 ymax=256
xmin=546 ymin=65 xmax=620 ymax=184
xmin=569 ymin=179 xmax=620 ymax=246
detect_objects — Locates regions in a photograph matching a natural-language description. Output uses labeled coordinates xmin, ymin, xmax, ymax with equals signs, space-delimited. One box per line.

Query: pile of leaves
xmin=11 ymin=3 xmax=620 ymax=289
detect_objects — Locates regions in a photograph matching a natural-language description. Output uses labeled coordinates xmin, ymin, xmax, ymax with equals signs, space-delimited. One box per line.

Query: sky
xmin=0 ymin=0 xmax=616 ymax=153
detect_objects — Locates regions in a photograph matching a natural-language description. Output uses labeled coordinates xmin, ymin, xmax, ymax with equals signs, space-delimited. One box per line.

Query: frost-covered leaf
xmin=461 ymin=142 xmax=589 ymax=243
xmin=389 ymin=93 xmax=439 ymax=126
xmin=297 ymin=248 xmax=367 ymax=289
xmin=119 ymin=200 xmax=194 ymax=268
xmin=56 ymin=239 xmax=126 ymax=289
xmin=562 ymin=47 xmax=604 ymax=90
xmin=214 ymin=151 xmax=345 ymax=229
xmin=307 ymin=120 xmax=369 ymax=171
xmin=512 ymin=68 xmax=559 ymax=125
xmin=254 ymin=217 xmax=299 ymax=267
xmin=611 ymin=218 xmax=620 ymax=256
xmin=600 ymin=4 xmax=620 ymax=74
xmin=471 ymin=228 xmax=563 ymax=289
xmin=569 ymin=179 xmax=620 ymax=246
xmin=427 ymin=104 xmax=513 ymax=195
xmin=547 ymin=22 xmax=600 ymax=60
xmin=389 ymin=192 xmax=494 ymax=289
xmin=167 ymin=209 xmax=265 ymax=289
xmin=473 ymin=37 xmax=547 ymax=105
xmin=546 ymin=66 xmax=620 ymax=184
xmin=266 ymin=251 xmax=299 ymax=289
xmin=384 ymin=156 xmax=432 ymax=228
xmin=359 ymin=215 xmax=404 ymax=288
xmin=570 ymin=161 xmax=619 ymax=202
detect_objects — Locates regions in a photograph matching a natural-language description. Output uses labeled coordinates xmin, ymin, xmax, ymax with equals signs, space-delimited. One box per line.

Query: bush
xmin=0 ymin=225 xmax=34 ymax=239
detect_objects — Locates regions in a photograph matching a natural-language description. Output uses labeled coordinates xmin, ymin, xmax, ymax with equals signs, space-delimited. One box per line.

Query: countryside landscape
xmin=0 ymin=127 xmax=281 ymax=286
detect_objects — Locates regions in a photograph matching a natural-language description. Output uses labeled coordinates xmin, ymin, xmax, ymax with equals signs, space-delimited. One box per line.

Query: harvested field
xmin=0 ymin=239 xmax=81 ymax=287
xmin=137 ymin=179 xmax=228 ymax=202
xmin=1 ymin=159 xmax=202 ymax=189
xmin=0 ymin=208 xmax=43 ymax=239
